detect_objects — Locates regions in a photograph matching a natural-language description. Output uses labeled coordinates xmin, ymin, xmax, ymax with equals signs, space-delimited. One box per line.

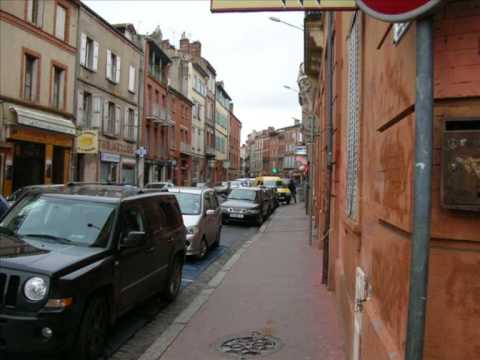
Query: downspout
xmin=136 ymin=38 xmax=145 ymax=188
xmin=322 ymin=12 xmax=334 ymax=286
xmin=71 ymin=5 xmax=82 ymax=182
xmin=406 ymin=15 xmax=434 ymax=360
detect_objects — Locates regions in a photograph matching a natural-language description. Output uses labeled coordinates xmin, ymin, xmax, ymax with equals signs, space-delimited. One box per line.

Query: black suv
xmin=0 ymin=184 xmax=186 ymax=359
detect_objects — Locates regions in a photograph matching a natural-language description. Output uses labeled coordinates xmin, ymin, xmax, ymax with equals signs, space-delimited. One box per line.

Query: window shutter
xmin=77 ymin=89 xmax=84 ymax=127
xmin=115 ymin=105 xmax=121 ymax=136
xmin=55 ymin=5 xmax=66 ymax=41
xmin=106 ymin=49 xmax=112 ymax=80
xmin=103 ymin=100 xmax=109 ymax=134
xmin=59 ymin=70 xmax=65 ymax=109
xmin=116 ymin=56 xmax=121 ymax=83
xmin=133 ymin=110 xmax=138 ymax=143
xmin=91 ymin=96 xmax=102 ymax=128
xmin=80 ymin=33 xmax=87 ymax=66
xmin=92 ymin=41 xmax=99 ymax=71
xmin=26 ymin=0 xmax=33 ymax=22
xmin=124 ymin=108 xmax=129 ymax=139
xmin=128 ymin=65 xmax=135 ymax=93
xmin=37 ymin=0 xmax=44 ymax=27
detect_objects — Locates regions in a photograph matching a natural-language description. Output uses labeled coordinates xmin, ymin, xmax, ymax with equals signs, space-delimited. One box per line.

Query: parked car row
xmin=0 ymin=180 xmax=233 ymax=359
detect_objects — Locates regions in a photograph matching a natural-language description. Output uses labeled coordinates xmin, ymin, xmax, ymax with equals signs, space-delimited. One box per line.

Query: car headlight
xmin=187 ymin=225 xmax=199 ymax=235
xmin=24 ymin=277 xmax=48 ymax=302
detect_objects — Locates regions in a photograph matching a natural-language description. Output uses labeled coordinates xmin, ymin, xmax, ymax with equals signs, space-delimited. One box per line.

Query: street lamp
xmin=283 ymin=85 xmax=300 ymax=93
xmin=269 ymin=16 xmax=304 ymax=31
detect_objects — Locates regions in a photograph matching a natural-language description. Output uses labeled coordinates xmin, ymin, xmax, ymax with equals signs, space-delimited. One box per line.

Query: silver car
xmin=168 ymin=187 xmax=222 ymax=259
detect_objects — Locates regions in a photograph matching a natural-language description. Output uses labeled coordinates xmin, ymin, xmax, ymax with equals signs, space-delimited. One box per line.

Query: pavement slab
xmin=151 ymin=204 xmax=346 ymax=360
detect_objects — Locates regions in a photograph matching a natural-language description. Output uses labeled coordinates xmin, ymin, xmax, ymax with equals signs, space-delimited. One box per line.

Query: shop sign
xmin=356 ymin=0 xmax=443 ymax=22
xmin=99 ymin=139 xmax=135 ymax=157
xmin=295 ymin=145 xmax=307 ymax=156
xmin=211 ymin=0 xmax=356 ymax=12
xmin=76 ymin=130 xmax=99 ymax=154
xmin=101 ymin=152 xmax=121 ymax=163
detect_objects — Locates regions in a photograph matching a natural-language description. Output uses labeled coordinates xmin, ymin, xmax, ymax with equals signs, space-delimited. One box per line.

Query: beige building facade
xmin=75 ymin=4 xmax=142 ymax=184
xmin=0 ymin=0 xmax=79 ymax=195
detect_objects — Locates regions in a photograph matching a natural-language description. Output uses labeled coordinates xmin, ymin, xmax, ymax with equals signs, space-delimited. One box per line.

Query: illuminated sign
xmin=211 ymin=0 xmax=356 ymax=12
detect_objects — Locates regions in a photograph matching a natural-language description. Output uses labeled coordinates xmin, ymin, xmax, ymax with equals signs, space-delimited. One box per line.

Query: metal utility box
xmin=441 ymin=118 xmax=480 ymax=211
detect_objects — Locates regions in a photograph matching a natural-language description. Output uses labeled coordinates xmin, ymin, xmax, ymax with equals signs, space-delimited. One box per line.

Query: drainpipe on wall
xmin=405 ymin=15 xmax=434 ymax=360
xmin=71 ymin=6 xmax=82 ymax=182
xmin=136 ymin=39 xmax=145 ymax=188
xmin=322 ymin=12 xmax=334 ymax=286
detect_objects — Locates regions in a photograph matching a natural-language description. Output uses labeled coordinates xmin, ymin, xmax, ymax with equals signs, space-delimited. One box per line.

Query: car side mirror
xmin=121 ymin=231 xmax=146 ymax=248
xmin=206 ymin=209 xmax=216 ymax=216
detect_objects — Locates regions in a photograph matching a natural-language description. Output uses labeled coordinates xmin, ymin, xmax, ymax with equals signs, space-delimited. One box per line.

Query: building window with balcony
xmin=26 ymin=0 xmax=44 ymax=27
xmin=23 ymin=53 xmax=39 ymax=102
xmin=80 ymin=34 xmax=99 ymax=71
xmin=51 ymin=65 xmax=65 ymax=110
xmin=106 ymin=50 xmax=120 ymax=83
xmin=54 ymin=3 xmax=68 ymax=41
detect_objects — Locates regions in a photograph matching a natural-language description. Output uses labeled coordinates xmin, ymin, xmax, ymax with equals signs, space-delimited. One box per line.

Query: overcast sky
xmin=83 ymin=0 xmax=304 ymax=143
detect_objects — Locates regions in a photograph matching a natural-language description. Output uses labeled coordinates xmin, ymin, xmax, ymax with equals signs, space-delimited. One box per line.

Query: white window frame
xmin=80 ymin=33 xmax=99 ymax=71
xmin=128 ymin=65 xmax=136 ymax=93
xmin=54 ymin=4 xmax=67 ymax=41
xmin=106 ymin=49 xmax=121 ymax=83
xmin=26 ymin=0 xmax=44 ymax=27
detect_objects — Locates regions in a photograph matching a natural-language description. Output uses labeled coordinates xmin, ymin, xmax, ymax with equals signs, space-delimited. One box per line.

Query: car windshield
xmin=172 ymin=193 xmax=202 ymax=215
xmin=228 ymin=189 xmax=257 ymax=202
xmin=0 ymin=195 xmax=116 ymax=247
xmin=262 ymin=180 xmax=278 ymax=188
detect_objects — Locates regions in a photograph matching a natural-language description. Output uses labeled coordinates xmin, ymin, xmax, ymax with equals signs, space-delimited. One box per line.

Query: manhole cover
xmin=215 ymin=331 xmax=283 ymax=359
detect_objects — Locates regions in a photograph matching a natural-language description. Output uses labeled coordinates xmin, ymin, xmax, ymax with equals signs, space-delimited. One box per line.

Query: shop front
xmin=4 ymin=106 xmax=75 ymax=195
xmin=76 ymin=134 xmax=137 ymax=185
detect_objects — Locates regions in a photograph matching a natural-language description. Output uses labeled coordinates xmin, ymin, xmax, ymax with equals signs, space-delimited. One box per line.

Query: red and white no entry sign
xmin=356 ymin=0 xmax=443 ymax=22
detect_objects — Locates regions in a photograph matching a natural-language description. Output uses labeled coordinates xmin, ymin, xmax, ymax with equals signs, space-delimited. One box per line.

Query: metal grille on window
xmin=346 ymin=14 xmax=361 ymax=220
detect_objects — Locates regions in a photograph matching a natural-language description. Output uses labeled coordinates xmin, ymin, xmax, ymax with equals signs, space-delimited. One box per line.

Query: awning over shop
xmin=10 ymin=105 xmax=76 ymax=136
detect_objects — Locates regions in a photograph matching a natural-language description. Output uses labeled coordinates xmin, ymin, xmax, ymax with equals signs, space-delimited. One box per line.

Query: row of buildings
xmin=242 ymin=120 xmax=307 ymax=181
xmin=298 ymin=1 xmax=480 ymax=359
xmin=0 ymin=0 xmax=241 ymax=195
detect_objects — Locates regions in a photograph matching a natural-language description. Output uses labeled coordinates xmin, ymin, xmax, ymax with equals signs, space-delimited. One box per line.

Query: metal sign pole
xmin=405 ymin=15 xmax=434 ymax=360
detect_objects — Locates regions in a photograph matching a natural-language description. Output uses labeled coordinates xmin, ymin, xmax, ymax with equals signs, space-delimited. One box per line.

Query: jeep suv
xmin=0 ymin=184 xmax=186 ymax=359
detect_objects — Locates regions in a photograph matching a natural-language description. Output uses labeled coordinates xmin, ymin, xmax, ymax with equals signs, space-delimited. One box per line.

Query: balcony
xmin=180 ymin=142 xmax=192 ymax=155
xmin=205 ymin=145 xmax=216 ymax=157
xmin=145 ymin=106 xmax=175 ymax=127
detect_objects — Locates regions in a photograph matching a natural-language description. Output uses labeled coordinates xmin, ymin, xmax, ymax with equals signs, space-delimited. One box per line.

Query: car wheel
xmin=75 ymin=295 xmax=108 ymax=360
xmin=287 ymin=199 xmax=291 ymax=205
xmin=196 ymin=238 xmax=208 ymax=260
xmin=256 ymin=214 xmax=263 ymax=226
xmin=164 ymin=255 xmax=183 ymax=301
xmin=212 ymin=227 xmax=221 ymax=248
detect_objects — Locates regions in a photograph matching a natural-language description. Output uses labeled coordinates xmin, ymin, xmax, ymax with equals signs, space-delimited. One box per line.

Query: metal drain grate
xmin=215 ymin=331 xmax=283 ymax=359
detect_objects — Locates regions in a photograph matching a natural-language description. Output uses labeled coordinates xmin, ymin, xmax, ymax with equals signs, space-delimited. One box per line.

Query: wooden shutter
xmin=106 ymin=49 xmax=112 ymax=81
xmin=124 ymin=108 xmax=129 ymax=139
xmin=92 ymin=41 xmax=99 ymax=71
xmin=77 ymin=89 xmax=84 ymax=127
xmin=133 ymin=110 xmax=138 ymax=143
xmin=91 ymin=96 xmax=102 ymax=128
xmin=80 ymin=33 xmax=87 ymax=66
xmin=26 ymin=0 xmax=33 ymax=22
xmin=103 ymin=100 xmax=109 ymax=134
xmin=115 ymin=56 xmax=121 ymax=84
xmin=128 ymin=65 xmax=135 ymax=93
xmin=115 ymin=105 xmax=121 ymax=137
xmin=37 ymin=0 xmax=44 ymax=27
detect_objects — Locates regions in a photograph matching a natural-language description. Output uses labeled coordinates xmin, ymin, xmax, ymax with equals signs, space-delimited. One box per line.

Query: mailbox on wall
xmin=441 ymin=118 xmax=480 ymax=211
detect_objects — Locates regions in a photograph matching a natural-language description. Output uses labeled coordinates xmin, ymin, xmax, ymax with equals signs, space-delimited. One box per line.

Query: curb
xmin=138 ymin=215 xmax=273 ymax=360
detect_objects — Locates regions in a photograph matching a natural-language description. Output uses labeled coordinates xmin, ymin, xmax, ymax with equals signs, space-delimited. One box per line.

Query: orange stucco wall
xmin=315 ymin=2 xmax=480 ymax=359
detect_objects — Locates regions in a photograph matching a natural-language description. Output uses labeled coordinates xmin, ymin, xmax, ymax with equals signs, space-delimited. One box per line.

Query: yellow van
xmin=255 ymin=176 xmax=292 ymax=204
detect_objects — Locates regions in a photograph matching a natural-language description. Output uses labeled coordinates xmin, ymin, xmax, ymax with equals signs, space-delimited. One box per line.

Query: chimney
xmin=161 ymin=39 xmax=171 ymax=49
xmin=191 ymin=41 xmax=202 ymax=57
xmin=180 ymin=33 xmax=190 ymax=53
